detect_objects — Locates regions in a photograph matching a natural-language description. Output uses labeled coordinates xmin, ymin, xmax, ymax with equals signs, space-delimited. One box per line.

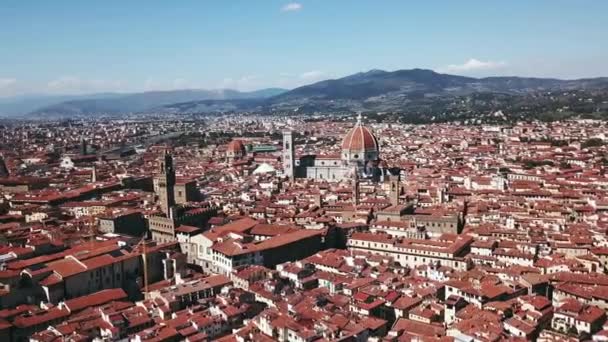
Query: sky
xmin=1 ymin=0 xmax=608 ymax=97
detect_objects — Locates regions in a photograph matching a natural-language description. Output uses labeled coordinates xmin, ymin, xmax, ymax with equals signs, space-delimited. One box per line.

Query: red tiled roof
xmin=391 ymin=318 xmax=445 ymax=337
xmin=64 ymin=288 xmax=128 ymax=313
xmin=13 ymin=307 xmax=70 ymax=329
xmin=47 ymin=256 xmax=88 ymax=278
xmin=341 ymin=122 xmax=378 ymax=152
xmin=226 ymin=140 xmax=246 ymax=154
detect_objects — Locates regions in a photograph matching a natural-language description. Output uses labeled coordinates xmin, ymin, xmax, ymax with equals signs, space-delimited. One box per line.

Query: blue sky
xmin=1 ymin=0 xmax=607 ymax=97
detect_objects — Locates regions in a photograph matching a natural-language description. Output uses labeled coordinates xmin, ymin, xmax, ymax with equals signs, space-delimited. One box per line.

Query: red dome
xmin=341 ymin=123 xmax=378 ymax=152
xmin=226 ymin=140 xmax=246 ymax=154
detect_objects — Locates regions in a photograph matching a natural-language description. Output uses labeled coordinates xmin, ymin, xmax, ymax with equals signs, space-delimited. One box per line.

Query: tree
xmin=582 ymin=138 xmax=605 ymax=149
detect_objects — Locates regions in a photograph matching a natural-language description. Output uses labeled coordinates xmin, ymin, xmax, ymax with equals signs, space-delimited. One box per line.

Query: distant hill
xmin=11 ymin=69 xmax=608 ymax=120
xmin=271 ymin=69 xmax=608 ymax=103
xmin=154 ymin=69 xmax=608 ymax=117
xmin=0 ymin=93 xmax=123 ymax=117
xmin=25 ymin=88 xmax=287 ymax=118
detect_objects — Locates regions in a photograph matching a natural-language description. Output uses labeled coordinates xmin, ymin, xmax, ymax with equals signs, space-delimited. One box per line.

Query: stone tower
xmin=156 ymin=152 xmax=176 ymax=216
xmin=388 ymin=174 xmax=400 ymax=206
xmin=0 ymin=155 xmax=8 ymax=178
xmin=80 ymin=136 xmax=88 ymax=155
xmin=283 ymin=131 xmax=295 ymax=180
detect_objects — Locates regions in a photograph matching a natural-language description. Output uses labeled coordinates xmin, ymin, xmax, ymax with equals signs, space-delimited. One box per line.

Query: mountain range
xmin=0 ymin=88 xmax=286 ymax=118
xmin=155 ymin=69 xmax=608 ymax=118
xmin=4 ymin=69 xmax=608 ymax=119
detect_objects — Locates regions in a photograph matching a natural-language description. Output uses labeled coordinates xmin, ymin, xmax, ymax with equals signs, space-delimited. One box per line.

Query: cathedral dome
xmin=341 ymin=115 xmax=379 ymax=155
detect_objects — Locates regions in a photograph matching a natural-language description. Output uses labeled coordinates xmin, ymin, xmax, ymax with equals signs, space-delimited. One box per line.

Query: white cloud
xmin=143 ymin=78 xmax=161 ymax=91
xmin=46 ymin=76 xmax=125 ymax=94
xmin=439 ymin=58 xmax=507 ymax=74
xmin=0 ymin=78 xmax=18 ymax=97
xmin=2 ymin=69 xmax=329 ymax=97
xmin=171 ymin=78 xmax=189 ymax=89
xmin=47 ymin=76 xmax=81 ymax=91
xmin=281 ymin=2 xmax=302 ymax=12
xmin=143 ymin=78 xmax=200 ymax=91
xmin=219 ymin=75 xmax=261 ymax=91
xmin=273 ymin=70 xmax=329 ymax=89
xmin=0 ymin=78 xmax=17 ymax=89
xmin=299 ymin=70 xmax=324 ymax=80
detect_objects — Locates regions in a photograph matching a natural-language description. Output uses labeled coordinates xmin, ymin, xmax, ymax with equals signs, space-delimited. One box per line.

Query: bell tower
xmin=80 ymin=136 xmax=88 ymax=155
xmin=0 ymin=155 xmax=8 ymax=178
xmin=156 ymin=152 xmax=176 ymax=216
xmin=283 ymin=131 xmax=295 ymax=180
xmin=388 ymin=174 xmax=400 ymax=206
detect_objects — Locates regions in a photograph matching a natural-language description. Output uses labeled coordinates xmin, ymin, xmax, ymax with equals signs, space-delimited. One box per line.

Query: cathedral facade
xmin=284 ymin=115 xmax=393 ymax=182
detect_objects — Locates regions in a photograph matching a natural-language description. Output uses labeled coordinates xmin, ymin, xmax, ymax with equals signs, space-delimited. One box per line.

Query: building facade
xmin=287 ymin=114 xmax=394 ymax=182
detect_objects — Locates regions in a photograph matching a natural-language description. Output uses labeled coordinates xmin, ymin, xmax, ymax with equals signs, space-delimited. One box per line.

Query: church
xmin=283 ymin=114 xmax=395 ymax=182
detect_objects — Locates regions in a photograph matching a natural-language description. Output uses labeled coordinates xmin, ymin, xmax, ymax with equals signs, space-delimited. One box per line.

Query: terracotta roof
xmin=13 ymin=307 xmax=70 ymax=329
xmin=64 ymin=288 xmax=128 ymax=313
xmin=47 ymin=256 xmax=88 ymax=278
xmin=391 ymin=318 xmax=445 ymax=337
xmin=226 ymin=140 xmax=246 ymax=154
xmin=341 ymin=121 xmax=378 ymax=153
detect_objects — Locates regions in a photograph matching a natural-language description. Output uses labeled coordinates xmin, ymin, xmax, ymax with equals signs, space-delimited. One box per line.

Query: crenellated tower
xmin=156 ymin=152 xmax=176 ymax=216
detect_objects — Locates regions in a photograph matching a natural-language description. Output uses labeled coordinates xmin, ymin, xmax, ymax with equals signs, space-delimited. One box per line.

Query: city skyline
xmin=2 ymin=2 xmax=608 ymax=341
